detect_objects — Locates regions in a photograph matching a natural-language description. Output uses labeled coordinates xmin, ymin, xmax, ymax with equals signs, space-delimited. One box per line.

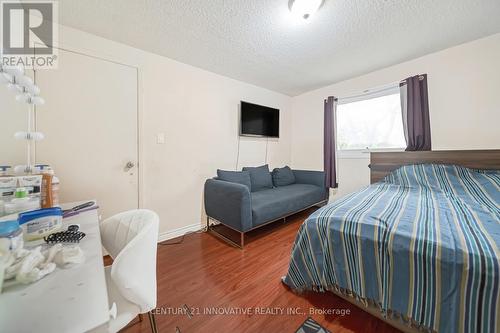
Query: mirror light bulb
xmin=4 ymin=65 xmax=24 ymax=77
xmin=1 ymin=72 xmax=13 ymax=83
xmin=7 ymin=83 xmax=23 ymax=93
xmin=31 ymin=96 xmax=45 ymax=105
xmin=18 ymin=75 xmax=34 ymax=87
xmin=29 ymin=84 xmax=41 ymax=96
xmin=290 ymin=0 xmax=323 ymax=19
xmin=14 ymin=165 xmax=32 ymax=174
xmin=15 ymin=92 xmax=45 ymax=105
xmin=16 ymin=93 xmax=32 ymax=103
xmin=14 ymin=131 xmax=45 ymax=141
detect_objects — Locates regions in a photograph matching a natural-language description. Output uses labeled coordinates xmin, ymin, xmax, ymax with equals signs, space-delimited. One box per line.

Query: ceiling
xmin=59 ymin=0 xmax=500 ymax=96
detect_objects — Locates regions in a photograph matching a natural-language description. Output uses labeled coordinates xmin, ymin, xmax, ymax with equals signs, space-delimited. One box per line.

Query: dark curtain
xmin=324 ymin=96 xmax=338 ymax=188
xmin=400 ymin=74 xmax=431 ymax=151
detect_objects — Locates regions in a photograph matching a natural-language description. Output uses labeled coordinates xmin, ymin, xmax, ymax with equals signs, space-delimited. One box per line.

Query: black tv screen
xmin=240 ymin=101 xmax=279 ymax=138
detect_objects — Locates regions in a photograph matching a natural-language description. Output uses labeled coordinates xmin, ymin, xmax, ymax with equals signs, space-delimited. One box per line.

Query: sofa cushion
xmin=250 ymin=184 xmax=326 ymax=226
xmin=272 ymin=166 xmax=295 ymax=187
xmin=242 ymin=164 xmax=273 ymax=192
xmin=216 ymin=169 xmax=251 ymax=190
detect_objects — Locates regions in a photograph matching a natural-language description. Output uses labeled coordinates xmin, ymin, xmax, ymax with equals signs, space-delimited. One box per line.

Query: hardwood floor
xmin=122 ymin=208 xmax=400 ymax=333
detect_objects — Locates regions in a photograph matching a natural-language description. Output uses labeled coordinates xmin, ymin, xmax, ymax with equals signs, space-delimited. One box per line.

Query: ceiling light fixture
xmin=289 ymin=0 xmax=324 ymax=20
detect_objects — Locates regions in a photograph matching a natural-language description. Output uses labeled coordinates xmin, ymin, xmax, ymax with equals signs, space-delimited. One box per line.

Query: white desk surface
xmin=0 ymin=204 xmax=110 ymax=333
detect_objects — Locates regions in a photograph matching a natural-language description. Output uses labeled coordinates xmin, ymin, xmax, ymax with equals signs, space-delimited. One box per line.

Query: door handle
xmin=124 ymin=161 xmax=135 ymax=172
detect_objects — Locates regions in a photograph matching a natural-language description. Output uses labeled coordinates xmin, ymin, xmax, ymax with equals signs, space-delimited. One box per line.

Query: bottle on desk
xmin=0 ymin=166 xmax=12 ymax=177
xmin=0 ymin=172 xmax=16 ymax=217
xmin=36 ymin=165 xmax=60 ymax=208
xmin=4 ymin=187 xmax=40 ymax=215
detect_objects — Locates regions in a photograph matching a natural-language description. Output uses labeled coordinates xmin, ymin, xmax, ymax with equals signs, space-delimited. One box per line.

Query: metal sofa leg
xmin=206 ymin=217 xmax=245 ymax=249
xmin=147 ymin=311 xmax=158 ymax=333
xmin=210 ymin=227 xmax=244 ymax=249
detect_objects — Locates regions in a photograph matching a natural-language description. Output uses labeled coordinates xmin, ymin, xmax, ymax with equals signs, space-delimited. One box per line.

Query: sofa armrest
xmin=292 ymin=170 xmax=326 ymax=188
xmin=204 ymin=179 xmax=252 ymax=232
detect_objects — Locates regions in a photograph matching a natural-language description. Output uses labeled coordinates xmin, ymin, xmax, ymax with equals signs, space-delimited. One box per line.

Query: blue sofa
xmin=204 ymin=166 xmax=328 ymax=248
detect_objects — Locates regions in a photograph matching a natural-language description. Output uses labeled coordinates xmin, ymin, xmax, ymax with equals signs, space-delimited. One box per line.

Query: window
xmin=337 ymin=87 xmax=406 ymax=151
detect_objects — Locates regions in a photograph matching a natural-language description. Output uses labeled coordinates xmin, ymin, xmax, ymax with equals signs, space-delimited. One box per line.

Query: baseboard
xmin=157 ymin=223 xmax=203 ymax=242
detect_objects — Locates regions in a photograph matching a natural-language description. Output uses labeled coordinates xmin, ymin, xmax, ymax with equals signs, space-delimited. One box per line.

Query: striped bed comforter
xmin=283 ymin=164 xmax=500 ymax=333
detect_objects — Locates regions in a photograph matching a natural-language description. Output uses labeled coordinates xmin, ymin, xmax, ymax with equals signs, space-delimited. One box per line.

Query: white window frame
xmin=336 ymin=85 xmax=405 ymax=159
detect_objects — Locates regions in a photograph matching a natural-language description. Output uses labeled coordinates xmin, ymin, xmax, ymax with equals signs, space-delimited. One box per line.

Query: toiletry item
xmin=14 ymin=187 xmax=27 ymax=199
xmin=0 ymin=177 xmax=17 ymax=201
xmin=0 ymin=177 xmax=17 ymax=217
xmin=37 ymin=165 xmax=59 ymax=208
xmin=18 ymin=207 xmax=63 ymax=241
xmin=18 ymin=175 xmax=42 ymax=200
xmin=0 ymin=220 xmax=23 ymax=256
xmin=34 ymin=164 xmax=51 ymax=176
xmin=0 ymin=166 xmax=12 ymax=177
xmin=51 ymin=175 xmax=60 ymax=207
xmin=41 ymin=173 xmax=54 ymax=208
xmin=3 ymin=187 xmax=40 ymax=215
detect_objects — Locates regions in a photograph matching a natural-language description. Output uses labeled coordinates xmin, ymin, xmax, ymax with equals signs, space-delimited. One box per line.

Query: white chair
xmin=100 ymin=209 xmax=160 ymax=333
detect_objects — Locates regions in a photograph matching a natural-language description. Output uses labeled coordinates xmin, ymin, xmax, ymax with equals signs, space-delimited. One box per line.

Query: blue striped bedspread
xmin=283 ymin=164 xmax=500 ymax=333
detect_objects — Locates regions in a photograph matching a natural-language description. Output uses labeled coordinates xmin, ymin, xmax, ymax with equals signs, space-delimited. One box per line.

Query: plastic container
xmin=0 ymin=220 xmax=23 ymax=255
xmin=51 ymin=176 xmax=60 ymax=207
xmin=36 ymin=165 xmax=60 ymax=208
xmin=34 ymin=164 xmax=50 ymax=173
xmin=41 ymin=173 xmax=54 ymax=208
xmin=4 ymin=187 xmax=40 ymax=215
xmin=18 ymin=207 xmax=63 ymax=241
xmin=18 ymin=175 xmax=42 ymax=202
xmin=0 ymin=177 xmax=17 ymax=201
xmin=0 ymin=177 xmax=17 ymax=218
xmin=0 ymin=166 xmax=12 ymax=177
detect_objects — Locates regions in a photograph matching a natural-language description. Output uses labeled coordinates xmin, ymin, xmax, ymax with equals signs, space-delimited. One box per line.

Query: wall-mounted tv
xmin=240 ymin=101 xmax=279 ymax=138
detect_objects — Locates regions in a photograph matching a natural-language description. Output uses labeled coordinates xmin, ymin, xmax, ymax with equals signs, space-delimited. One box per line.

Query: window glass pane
xmin=337 ymin=92 xmax=406 ymax=150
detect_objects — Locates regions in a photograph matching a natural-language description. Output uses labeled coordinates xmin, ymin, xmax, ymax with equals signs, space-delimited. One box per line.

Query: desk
xmin=0 ymin=205 xmax=110 ymax=333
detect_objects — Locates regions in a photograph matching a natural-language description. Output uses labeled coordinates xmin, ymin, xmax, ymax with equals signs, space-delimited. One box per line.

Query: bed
xmin=282 ymin=150 xmax=500 ymax=333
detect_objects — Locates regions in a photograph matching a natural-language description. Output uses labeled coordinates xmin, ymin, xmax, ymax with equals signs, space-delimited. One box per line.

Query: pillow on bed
xmin=272 ymin=166 xmax=296 ymax=186
xmin=216 ymin=169 xmax=251 ymax=190
xmin=242 ymin=164 xmax=273 ymax=192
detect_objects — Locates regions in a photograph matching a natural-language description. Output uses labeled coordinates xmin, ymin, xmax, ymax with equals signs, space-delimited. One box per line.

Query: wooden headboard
xmin=370 ymin=150 xmax=500 ymax=183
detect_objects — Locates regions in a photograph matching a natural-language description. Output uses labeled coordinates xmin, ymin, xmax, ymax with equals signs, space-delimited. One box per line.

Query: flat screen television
xmin=240 ymin=101 xmax=279 ymax=138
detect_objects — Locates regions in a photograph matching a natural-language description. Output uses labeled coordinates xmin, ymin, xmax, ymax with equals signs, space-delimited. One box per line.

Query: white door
xmin=35 ymin=48 xmax=138 ymax=219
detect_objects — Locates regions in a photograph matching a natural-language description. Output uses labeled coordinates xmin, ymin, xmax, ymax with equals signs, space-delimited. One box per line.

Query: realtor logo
xmin=1 ymin=0 xmax=58 ymax=68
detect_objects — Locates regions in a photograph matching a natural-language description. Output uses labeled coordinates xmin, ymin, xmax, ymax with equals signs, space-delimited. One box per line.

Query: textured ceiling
xmin=59 ymin=0 xmax=500 ymax=96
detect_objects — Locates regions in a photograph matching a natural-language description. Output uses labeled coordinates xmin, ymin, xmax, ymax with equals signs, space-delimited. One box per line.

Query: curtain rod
xmin=400 ymin=74 xmax=426 ymax=85
xmin=338 ymin=82 xmax=399 ymax=102
xmin=337 ymin=74 xmax=426 ymax=101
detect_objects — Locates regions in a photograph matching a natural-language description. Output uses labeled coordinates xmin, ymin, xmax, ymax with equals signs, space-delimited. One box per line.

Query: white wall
xmin=291 ymin=33 xmax=500 ymax=200
xmin=1 ymin=24 xmax=292 ymax=236
xmin=5 ymin=26 xmax=499 ymax=234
